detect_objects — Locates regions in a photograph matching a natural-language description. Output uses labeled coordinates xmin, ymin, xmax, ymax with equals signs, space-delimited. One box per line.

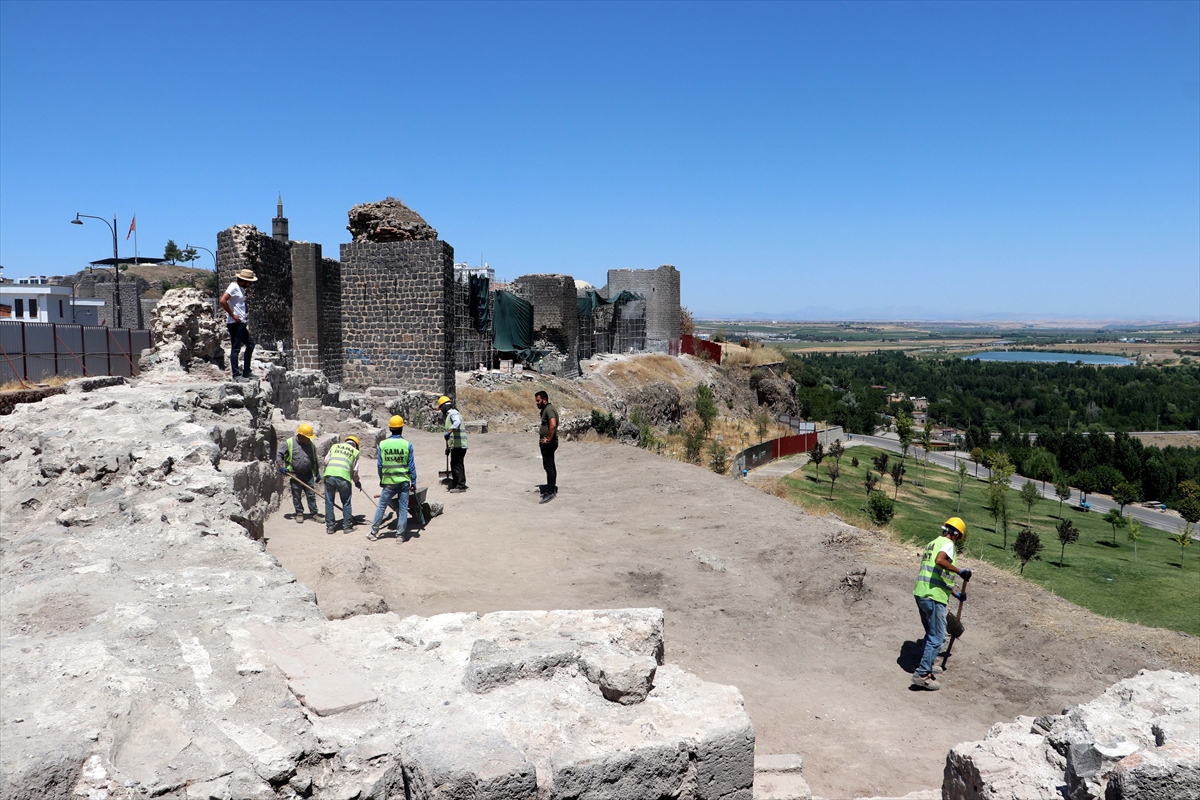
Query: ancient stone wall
xmin=93 ymin=280 xmax=144 ymax=329
xmin=512 ymin=273 xmax=579 ymax=377
xmin=217 ymin=225 xmax=293 ymax=355
xmin=338 ymin=240 xmax=455 ymax=395
xmin=319 ymin=257 xmax=344 ymax=384
xmin=289 ymin=243 xmax=325 ymax=373
xmin=607 ymin=265 xmax=681 ymax=353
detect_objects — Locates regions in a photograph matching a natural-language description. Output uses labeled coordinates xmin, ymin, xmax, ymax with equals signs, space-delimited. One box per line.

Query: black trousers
xmin=227 ymin=322 xmax=254 ymax=378
xmin=540 ymin=438 xmax=558 ymax=493
xmin=449 ymin=447 xmax=467 ymax=488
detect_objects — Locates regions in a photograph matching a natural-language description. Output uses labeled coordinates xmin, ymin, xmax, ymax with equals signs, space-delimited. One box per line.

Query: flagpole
xmin=133 ymin=214 xmax=138 ymax=263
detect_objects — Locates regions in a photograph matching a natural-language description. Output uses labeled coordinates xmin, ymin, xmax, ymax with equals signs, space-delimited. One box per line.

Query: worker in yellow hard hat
xmin=438 ymin=394 xmax=469 ymax=493
xmin=911 ymin=517 xmax=972 ymax=690
xmin=322 ymin=434 xmax=362 ymax=535
xmin=369 ymin=415 xmax=416 ymax=541
xmin=276 ymin=422 xmax=323 ymax=523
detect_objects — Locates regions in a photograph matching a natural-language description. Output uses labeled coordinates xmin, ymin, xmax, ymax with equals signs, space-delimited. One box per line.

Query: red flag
xmin=126 ymin=215 xmax=136 ymax=240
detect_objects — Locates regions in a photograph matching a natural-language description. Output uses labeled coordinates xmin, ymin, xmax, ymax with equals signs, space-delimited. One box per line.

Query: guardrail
xmin=732 ymin=431 xmax=820 ymax=475
xmin=0 ymin=321 xmax=150 ymax=384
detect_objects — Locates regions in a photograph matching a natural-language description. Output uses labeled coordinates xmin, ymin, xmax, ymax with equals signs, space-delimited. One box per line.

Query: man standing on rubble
xmin=219 ymin=268 xmax=258 ymax=381
xmin=277 ymin=422 xmax=322 ymax=523
xmin=535 ymin=390 xmax=558 ymax=504
xmin=438 ymin=395 xmax=468 ymax=493
xmin=369 ymin=415 xmax=416 ymax=540
xmin=911 ymin=516 xmax=971 ymax=691
xmin=323 ymin=434 xmax=362 ymax=535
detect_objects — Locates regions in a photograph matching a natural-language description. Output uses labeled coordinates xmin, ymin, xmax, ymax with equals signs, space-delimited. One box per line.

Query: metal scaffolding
xmin=453 ymin=268 xmax=494 ymax=371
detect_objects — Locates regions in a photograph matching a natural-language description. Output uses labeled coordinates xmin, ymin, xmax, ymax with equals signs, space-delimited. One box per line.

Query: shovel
xmin=438 ymin=449 xmax=452 ymax=483
xmin=939 ymin=574 xmax=970 ymax=672
xmin=286 ymin=473 xmax=339 ymax=512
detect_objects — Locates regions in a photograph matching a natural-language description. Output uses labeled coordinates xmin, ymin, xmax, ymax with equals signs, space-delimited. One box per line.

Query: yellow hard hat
xmin=437 ymin=395 xmax=451 ymax=408
xmin=297 ymin=423 xmax=314 ymax=437
xmin=944 ymin=517 xmax=966 ymax=537
xmin=389 ymin=415 xmax=404 ymax=429
xmin=345 ymin=435 xmax=360 ymax=448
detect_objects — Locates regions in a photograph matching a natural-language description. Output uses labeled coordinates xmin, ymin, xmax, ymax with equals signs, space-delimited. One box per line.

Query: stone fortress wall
xmin=512 ymin=272 xmax=580 ymax=378
xmin=607 ymin=264 xmax=681 ymax=353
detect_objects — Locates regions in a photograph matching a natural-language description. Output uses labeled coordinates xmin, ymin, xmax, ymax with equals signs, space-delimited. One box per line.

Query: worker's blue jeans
xmin=915 ymin=596 xmax=947 ymax=676
xmin=372 ymin=482 xmax=409 ymax=534
xmin=324 ymin=476 xmax=353 ymax=532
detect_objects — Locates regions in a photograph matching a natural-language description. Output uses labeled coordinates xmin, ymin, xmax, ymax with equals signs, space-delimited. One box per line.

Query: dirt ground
xmin=265 ymin=428 xmax=1199 ymax=799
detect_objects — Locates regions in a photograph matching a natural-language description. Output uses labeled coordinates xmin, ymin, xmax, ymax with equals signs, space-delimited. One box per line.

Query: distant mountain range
xmin=693 ymin=305 xmax=1199 ymax=328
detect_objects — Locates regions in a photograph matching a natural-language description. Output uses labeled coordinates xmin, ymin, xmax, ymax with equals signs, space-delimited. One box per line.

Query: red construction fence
xmin=681 ymin=334 xmax=722 ymax=364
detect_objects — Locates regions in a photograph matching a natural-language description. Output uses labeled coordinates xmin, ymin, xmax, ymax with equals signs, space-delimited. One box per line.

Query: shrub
xmin=682 ymin=424 xmax=705 ymax=463
xmin=709 ymin=442 xmax=729 ymax=474
xmin=590 ymin=409 xmax=619 ymax=437
xmin=851 ymin=456 xmax=859 ymax=468
xmin=629 ymin=409 xmax=657 ymax=450
xmin=867 ymin=492 xmax=895 ymax=525
xmin=695 ymin=385 xmax=718 ymax=435
xmin=1013 ymin=529 xmax=1043 ymax=574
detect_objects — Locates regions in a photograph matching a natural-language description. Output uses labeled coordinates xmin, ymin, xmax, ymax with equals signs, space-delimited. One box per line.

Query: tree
xmin=956 ymin=460 xmax=968 ymax=513
xmin=829 ymin=439 xmax=844 ymax=467
xmin=1111 ymin=482 xmax=1138 ymax=516
xmin=863 ymin=470 xmax=879 ymax=498
xmin=990 ymin=453 xmax=1016 ymax=484
xmin=1127 ymin=517 xmax=1141 ymax=563
xmin=180 ymin=246 xmax=200 ymax=264
xmin=753 ymin=410 xmax=770 ymax=442
xmin=1013 ymin=529 xmax=1043 ymax=574
xmin=987 ymin=482 xmax=1011 ymax=548
xmin=695 ymin=385 xmax=718 ymax=436
xmin=970 ymin=447 xmax=985 ymax=478
xmin=708 ymin=442 xmax=729 ymax=475
xmin=1169 ymin=522 xmax=1194 ymax=567
xmin=1054 ymin=473 xmax=1073 ymax=518
xmin=163 ymin=240 xmax=184 ymax=264
xmin=1102 ymin=508 xmax=1127 ymax=546
xmin=867 ymin=491 xmax=895 ymax=525
xmin=1055 ymin=519 xmax=1079 ymax=567
xmin=872 ymin=452 xmax=890 ymax=477
xmin=1025 ymin=448 xmax=1058 ymax=492
xmin=1020 ymin=480 xmax=1041 ymax=528
xmin=851 ymin=456 xmax=859 ymax=469
xmin=919 ymin=423 xmax=933 ymax=491
xmin=682 ymin=423 xmax=705 ymax=463
xmin=827 ymin=462 xmax=840 ymax=499
xmin=1176 ymin=480 xmax=1200 ymax=526
xmin=808 ymin=441 xmax=825 ymax=480
xmin=889 ymin=461 xmax=906 ymax=499
xmin=896 ymin=414 xmax=914 ymax=459
xmin=679 ymin=306 xmax=695 ymax=336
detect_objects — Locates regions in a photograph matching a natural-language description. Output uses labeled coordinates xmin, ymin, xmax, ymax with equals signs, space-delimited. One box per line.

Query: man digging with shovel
xmin=277 ymin=423 xmax=323 ymax=523
xmin=911 ymin=516 xmax=972 ymax=691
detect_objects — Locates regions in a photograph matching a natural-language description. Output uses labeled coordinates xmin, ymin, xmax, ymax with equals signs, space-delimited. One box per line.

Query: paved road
xmin=848 ymin=433 xmax=1186 ymax=535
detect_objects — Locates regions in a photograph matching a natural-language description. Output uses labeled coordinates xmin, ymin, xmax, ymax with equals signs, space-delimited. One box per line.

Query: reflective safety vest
xmin=378 ymin=437 xmax=412 ymax=485
xmin=445 ymin=409 xmax=467 ymax=449
xmin=913 ymin=535 xmax=956 ymax=604
xmin=286 ymin=437 xmax=317 ymax=478
xmin=325 ymin=442 xmax=358 ymax=482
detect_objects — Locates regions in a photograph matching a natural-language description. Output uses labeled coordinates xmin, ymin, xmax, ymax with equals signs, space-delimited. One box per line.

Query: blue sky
xmin=2 ymin=1 xmax=1197 ymax=321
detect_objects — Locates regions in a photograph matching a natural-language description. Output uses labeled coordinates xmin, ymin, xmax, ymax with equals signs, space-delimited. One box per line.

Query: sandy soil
xmin=265 ymin=429 xmax=1198 ymax=799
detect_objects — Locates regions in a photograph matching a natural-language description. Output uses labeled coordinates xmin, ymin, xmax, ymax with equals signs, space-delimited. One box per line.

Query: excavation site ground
xmin=264 ymin=427 xmax=1199 ymax=799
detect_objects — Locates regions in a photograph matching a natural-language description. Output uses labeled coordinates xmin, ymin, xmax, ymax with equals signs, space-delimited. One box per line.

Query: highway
xmin=846 ymin=433 xmax=1187 ymax=535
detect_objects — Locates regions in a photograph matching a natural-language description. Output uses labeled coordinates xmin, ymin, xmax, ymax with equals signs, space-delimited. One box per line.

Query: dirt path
xmin=265 ymin=429 xmax=1198 ymax=799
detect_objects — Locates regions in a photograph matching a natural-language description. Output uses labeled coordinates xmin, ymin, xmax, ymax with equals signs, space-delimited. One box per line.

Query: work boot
xmin=448 ymin=487 xmax=467 ymax=493
xmin=911 ymin=672 xmax=940 ymax=691
xmin=539 ymin=490 xmax=557 ymax=505
xmin=326 ymin=526 xmax=337 ymax=535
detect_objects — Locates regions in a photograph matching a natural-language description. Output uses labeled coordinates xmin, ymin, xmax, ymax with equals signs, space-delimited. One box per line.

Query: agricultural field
xmin=771 ymin=445 xmax=1200 ymax=636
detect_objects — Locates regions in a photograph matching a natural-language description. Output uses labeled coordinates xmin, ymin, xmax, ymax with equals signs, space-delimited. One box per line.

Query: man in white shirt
xmin=219 ymin=268 xmax=258 ymax=381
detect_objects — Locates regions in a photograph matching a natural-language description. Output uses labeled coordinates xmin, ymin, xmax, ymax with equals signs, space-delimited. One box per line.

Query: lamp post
xmin=72 ymin=213 xmax=121 ymax=328
xmin=185 ymin=244 xmax=217 ymax=269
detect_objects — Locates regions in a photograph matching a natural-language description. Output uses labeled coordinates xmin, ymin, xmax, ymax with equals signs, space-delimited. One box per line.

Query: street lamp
xmin=72 ymin=213 xmax=122 ymax=328
xmin=185 ymin=244 xmax=217 ymax=269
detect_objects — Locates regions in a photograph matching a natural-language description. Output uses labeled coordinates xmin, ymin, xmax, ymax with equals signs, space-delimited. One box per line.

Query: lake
xmin=969 ymin=351 xmax=1134 ymax=365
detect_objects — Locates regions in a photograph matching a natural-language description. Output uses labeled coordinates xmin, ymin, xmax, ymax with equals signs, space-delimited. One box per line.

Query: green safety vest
xmin=913 ymin=535 xmax=957 ymax=604
xmin=378 ymin=437 xmax=412 ymax=485
xmin=286 ymin=438 xmax=317 ymax=477
xmin=325 ymin=442 xmax=358 ymax=482
xmin=445 ymin=410 xmax=467 ymax=449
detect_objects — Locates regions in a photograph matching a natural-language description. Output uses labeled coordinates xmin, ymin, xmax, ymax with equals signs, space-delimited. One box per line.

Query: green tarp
xmin=468 ymin=274 xmax=491 ymax=334
xmin=492 ymin=290 xmax=534 ymax=353
xmin=576 ymin=289 xmax=643 ymax=317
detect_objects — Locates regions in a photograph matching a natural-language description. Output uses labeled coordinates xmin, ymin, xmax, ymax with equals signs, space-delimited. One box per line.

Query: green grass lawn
xmin=778 ymin=446 xmax=1200 ymax=636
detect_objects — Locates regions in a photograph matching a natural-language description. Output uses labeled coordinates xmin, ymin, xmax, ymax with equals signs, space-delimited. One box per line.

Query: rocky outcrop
xmin=149 ymin=287 xmax=226 ymax=369
xmin=750 ymin=367 xmax=798 ymax=418
xmin=0 ymin=369 xmax=756 ymax=800
xmin=943 ymin=670 xmax=1199 ymax=800
xmin=346 ymin=197 xmax=438 ymax=242
xmin=625 ymin=380 xmax=683 ymax=426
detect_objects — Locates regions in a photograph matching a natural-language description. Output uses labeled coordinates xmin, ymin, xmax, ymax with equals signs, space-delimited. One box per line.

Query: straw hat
xmin=235 ymin=268 xmax=258 ymax=282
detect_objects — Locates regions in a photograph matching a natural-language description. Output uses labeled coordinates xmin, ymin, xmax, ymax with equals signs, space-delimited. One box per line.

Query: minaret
xmin=272 ymin=193 xmax=289 ymax=242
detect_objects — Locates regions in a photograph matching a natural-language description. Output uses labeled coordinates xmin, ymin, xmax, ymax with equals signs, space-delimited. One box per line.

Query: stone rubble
xmin=943 ymin=669 xmax=1199 ymax=800
xmin=346 ymin=197 xmax=438 ymax=243
xmin=147 ymin=287 xmax=227 ymax=370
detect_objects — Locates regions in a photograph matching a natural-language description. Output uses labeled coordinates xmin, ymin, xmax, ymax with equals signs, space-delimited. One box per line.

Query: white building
xmin=0 ymin=284 xmax=105 ymax=325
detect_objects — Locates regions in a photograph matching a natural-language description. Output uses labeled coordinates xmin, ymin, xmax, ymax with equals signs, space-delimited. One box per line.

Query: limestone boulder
xmin=150 ymin=287 xmax=226 ymax=368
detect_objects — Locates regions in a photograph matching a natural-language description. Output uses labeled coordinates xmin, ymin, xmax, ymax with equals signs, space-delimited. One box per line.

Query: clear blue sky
xmin=2 ymin=1 xmax=1197 ymax=321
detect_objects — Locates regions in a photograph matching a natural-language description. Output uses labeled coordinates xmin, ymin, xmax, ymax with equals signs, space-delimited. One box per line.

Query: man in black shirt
xmin=535 ymin=390 xmax=558 ymax=504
